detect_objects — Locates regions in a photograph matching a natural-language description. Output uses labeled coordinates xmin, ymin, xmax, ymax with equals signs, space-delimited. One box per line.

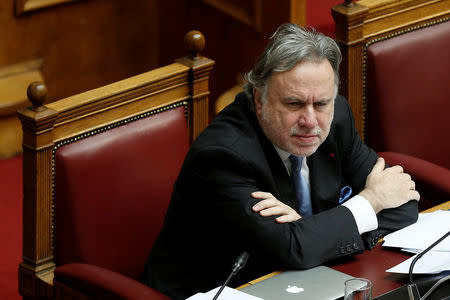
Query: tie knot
xmin=289 ymin=155 xmax=303 ymax=173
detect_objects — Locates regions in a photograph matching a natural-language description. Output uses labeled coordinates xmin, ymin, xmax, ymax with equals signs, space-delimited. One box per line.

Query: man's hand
xmin=251 ymin=191 xmax=301 ymax=223
xmin=359 ymin=157 xmax=420 ymax=214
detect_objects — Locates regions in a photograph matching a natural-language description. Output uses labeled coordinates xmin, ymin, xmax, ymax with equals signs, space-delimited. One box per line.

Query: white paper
xmin=386 ymin=250 xmax=450 ymax=274
xmin=384 ymin=210 xmax=450 ymax=274
xmin=383 ymin=210 xmax=450 ymax=251
xmin=186 ymin=286 xmax=264 ymax=300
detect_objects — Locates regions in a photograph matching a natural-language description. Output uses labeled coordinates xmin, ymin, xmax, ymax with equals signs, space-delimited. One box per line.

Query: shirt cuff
xmin=341 ymin=195 xmax=378 ymax=235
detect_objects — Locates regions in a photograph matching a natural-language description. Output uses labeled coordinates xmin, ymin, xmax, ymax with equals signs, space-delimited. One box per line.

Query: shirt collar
xmin=274 ymin=145 xmax=291 ymax=162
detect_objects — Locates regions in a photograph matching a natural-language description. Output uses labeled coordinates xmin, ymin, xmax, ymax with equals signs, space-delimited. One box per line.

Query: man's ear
xmin=253 ymin=87 xmax=263 ymax=112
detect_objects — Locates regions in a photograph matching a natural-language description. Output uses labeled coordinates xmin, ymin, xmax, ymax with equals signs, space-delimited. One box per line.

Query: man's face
xmin=254 ymin=59 xmax=336 ymax=157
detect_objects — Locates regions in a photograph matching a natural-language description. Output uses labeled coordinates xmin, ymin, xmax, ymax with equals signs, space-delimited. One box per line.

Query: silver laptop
xmin=240 ymin=266 xmax=354 ymax=300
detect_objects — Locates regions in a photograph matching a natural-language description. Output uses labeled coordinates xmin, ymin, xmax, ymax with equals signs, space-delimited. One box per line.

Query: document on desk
xmin=386 ymin=251 xmax=450 ymax=274
xmin=383 ymin=210 xmax=450 ymax=274
xmin=185 ymin=286 xmax=264 ymax=300
xmin=383 ymin=210 xmax=450 ymax=251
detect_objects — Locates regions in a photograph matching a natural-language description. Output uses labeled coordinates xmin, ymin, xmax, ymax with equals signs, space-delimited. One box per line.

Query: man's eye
xmin=315 ymin=102 xmax=327 ymax=107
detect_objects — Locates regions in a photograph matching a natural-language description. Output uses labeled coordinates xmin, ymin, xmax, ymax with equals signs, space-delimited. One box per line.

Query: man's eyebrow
xmin=315 ymin=98 xmax=333 ymax=103
xmin=282 ymin=96 xmax=305 ymax=102
xmin=282 ymin=97 xmax=333 ymax=103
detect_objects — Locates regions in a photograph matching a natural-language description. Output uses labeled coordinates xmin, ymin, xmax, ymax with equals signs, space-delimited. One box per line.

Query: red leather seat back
xmin=365 ymin=21 xmax=450 ymax=169
xmin=54 ymin=105 xmax=189 ymax=280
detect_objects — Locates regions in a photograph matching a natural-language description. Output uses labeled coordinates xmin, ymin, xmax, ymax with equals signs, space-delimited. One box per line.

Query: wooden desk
xmin=239 ymin=201 xmax=450 ymax=297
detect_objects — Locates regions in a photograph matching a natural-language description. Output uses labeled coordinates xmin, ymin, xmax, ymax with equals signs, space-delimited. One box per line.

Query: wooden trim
xmin=421 ymin=201 xmax=450 ymax=213
xmin=237 ymin=270 xmax=283 ymax=289
xmin=15 ymin=0 xmax=81 ymax=15
xmin=361 ymin=0 xmax=450 ymax=39
xmin=290 ymin=0 xmax=307 ymax=26
xmin=175 ymin=55 xmax=215 ymax=141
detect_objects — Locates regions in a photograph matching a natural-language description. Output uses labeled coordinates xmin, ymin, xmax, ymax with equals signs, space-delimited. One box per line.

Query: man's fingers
xmin=251 ymin=191 xmax=274 ymax=199
xmin=276 ymin=214 xmax=301 ymax=223
xmin=251 ymin=191 xmax=300 ymax=223
xmin=389 ymin=165 xmax=404 ymax=174
xmin=371 ymin=157 xmax=385 ymax=174
xmin=408 ymin=190 xmax=420 ymax=201
xmin=403 ymin=173 xmax=411 ymax=181
xmin=259 ymin=206 xmax=286 ymax=216
xmin=252 ymin=198 xmax=278 ymax=212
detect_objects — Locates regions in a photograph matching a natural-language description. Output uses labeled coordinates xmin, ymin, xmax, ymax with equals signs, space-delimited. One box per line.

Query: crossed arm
xmin=252 ymin=157 xmax=420 ymax=223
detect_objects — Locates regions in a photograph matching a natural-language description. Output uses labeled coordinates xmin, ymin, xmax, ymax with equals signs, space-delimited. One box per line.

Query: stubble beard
xmin=259 ymin=107 xmax=323 ymax=157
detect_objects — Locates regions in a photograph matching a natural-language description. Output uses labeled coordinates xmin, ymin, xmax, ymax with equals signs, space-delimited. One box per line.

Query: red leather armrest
xmin=54 ymin=263 xmax=170 ymax=300
xmin=378 ymin=151 xmax=450 ymax=197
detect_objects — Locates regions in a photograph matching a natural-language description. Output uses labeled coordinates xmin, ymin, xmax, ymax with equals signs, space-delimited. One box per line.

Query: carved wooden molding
xmin=201 ymin=0 xmax=263 ymax=32
xmin=15 ymin=0 xmax=81 ymax=15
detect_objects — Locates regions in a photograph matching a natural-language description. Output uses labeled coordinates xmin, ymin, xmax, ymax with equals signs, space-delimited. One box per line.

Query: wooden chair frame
xmin=332 ymin=0 xmax=450 ymax=140
xmin=18 ymin=31 xmax=214 ymax=299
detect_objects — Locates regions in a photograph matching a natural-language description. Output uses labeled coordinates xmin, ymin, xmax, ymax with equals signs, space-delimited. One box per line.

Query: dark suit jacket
xmin=142 ymin=93 xmax=418 ymax=299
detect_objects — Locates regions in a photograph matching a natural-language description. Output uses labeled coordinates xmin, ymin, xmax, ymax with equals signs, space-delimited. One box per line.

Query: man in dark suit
xmin=142 ymin=24 xmax=419 ymax=299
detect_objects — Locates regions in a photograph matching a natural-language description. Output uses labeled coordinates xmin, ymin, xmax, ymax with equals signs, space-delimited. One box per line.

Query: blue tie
xmin=289 ymin=155 xmax=312 ymax=217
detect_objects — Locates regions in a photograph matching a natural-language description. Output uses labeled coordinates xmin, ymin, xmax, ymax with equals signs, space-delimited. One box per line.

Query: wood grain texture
xmin=2 ymin=0 xmax=159 ymax=102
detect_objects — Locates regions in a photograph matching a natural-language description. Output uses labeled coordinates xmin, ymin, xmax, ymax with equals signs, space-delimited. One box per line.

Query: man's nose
xmin=298 ymin=106 xmax=318 ymax=128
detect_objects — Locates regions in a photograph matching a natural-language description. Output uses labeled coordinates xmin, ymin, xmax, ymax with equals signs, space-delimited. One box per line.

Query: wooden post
xmin=176 ymin=30 xmax=215 ymax=142
xmin=18 ymin=82 xmax=58 ymax=298
xmin=332 ymin=2 xmax=369 ymax=140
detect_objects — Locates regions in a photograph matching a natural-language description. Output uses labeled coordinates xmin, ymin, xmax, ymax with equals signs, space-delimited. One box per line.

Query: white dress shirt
xmin=274 ymin=146 xmax=378 ymax=235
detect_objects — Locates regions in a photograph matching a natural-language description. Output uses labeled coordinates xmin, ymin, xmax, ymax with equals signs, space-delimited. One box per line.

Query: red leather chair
xmin=332 ymin=0 xmax=450 ymax=210
xmin=365 ymin=21 xmax=450 ymax=209
xmin=18 ymin=31 xmax=214 ymax=300
xmin=52 ymin=106 xmax=187 ymax=300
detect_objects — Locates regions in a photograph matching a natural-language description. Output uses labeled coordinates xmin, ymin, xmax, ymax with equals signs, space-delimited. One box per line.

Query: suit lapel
xmin=263 ymin=142 xmax=298 ymax=211
xmin=252 ymin=115 xmax=298 ymax=211
xmin=308 ymin=141 xmax=341 ymax=213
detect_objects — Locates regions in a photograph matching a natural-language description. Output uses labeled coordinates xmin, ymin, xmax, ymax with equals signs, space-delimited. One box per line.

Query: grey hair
xmin=243 ymin=23 xmax=341 ymax=108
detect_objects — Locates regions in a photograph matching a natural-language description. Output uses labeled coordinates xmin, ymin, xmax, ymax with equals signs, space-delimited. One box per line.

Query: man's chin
xmin=291 ymin=143 xmax=319 ymax=157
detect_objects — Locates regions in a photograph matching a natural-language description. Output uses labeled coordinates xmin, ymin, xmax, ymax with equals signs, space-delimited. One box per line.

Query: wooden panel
xmin=201 ymin=0 xmax=263 ymax=31
xmin=0 ymin=59 xmax=43 ymax=158
xmin=0 ymin=58 xmax=42 ymax=111
xmin=50 ymin=86 xmax=191 ymax=142
xmin=1 ymin=0 xmax=159 ymax=103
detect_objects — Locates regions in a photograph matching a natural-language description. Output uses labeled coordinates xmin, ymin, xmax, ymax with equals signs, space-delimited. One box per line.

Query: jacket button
xmin=352 ymin=242 xmax=359 ymax=250
xmin=346 ymin=245 xmax=352 ymax=252
xmin=339 ymin=246 xmax=345 ymax=254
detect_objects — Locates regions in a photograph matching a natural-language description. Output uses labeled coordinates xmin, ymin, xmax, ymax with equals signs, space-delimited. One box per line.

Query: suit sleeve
xmin=181 ymin=145 xmax=365 ymax=270
xmin=337 ymin=96 xmax=418 ymax=249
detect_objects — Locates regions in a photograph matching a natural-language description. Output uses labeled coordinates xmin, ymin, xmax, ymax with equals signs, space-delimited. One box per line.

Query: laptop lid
xmin=240 ymin=266 xmax=354 ymax=300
